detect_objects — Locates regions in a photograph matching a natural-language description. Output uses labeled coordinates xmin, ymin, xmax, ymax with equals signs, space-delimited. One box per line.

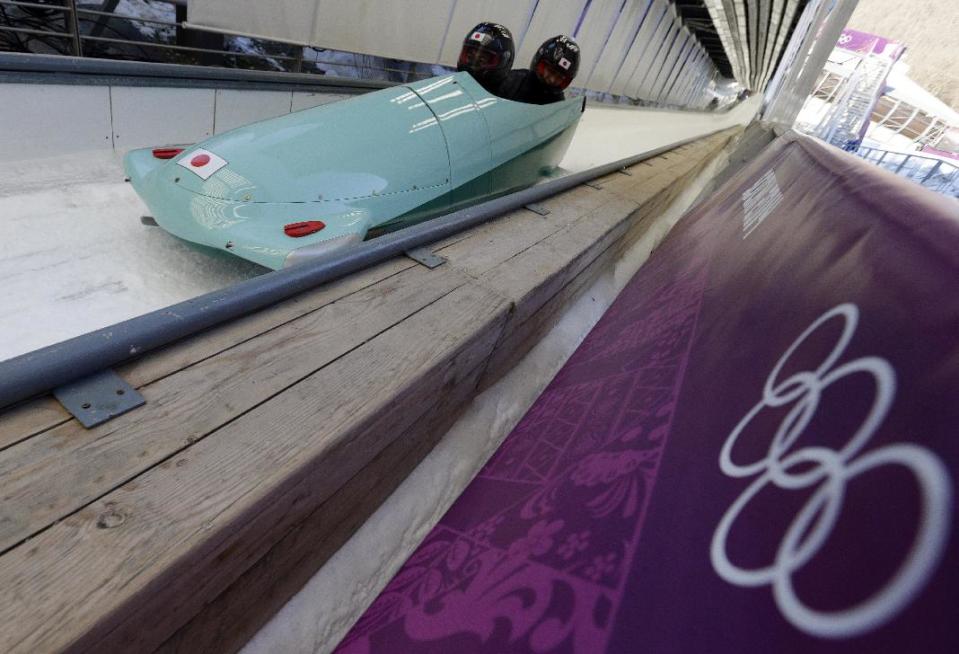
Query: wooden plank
xmin=162 ymin=135 xmax=744 ymax=654
xmin=436 ymin=185 xmax=622 ymax=279
xmin=0 ymin=128 xmax=746 ymax=654
xmin=482 ymin=144 xmax=727 ymax=387
xmin=0 ymin=257 xmax=418 ymax=445
xmin=481 ymin=229 xmax=625 ymax=389
xmin=0 ymin=397 xmax=67 ymax=452
xmin=476 ymin=194 xmax=639 ymax=331
xmin=0 ymin=263 xmax=470 ymax=553
xmin=0 ymin=281 xmax=510 ymax=653
xmin=598 ymin=131 xmax=739 ymax=206
xmin=157 ymin=348 xmax=489 ymax=654
xmin=0 ymin=178 xmax=649 ymax=552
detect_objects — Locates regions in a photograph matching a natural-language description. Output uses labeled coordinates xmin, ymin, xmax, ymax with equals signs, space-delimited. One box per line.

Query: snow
xmin=111 ymin=0 xmax=176 ymax=41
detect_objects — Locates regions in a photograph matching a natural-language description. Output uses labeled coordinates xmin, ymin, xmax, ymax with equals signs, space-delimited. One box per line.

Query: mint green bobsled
xmin=125 ymin=72 xmax=584 ymax=270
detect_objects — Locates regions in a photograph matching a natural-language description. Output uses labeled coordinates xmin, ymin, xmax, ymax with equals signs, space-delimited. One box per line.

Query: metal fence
xmin=856 ymin=145 xmax=959 ymax=199
xmin=0 ymin=0 xmax=438 ymax=81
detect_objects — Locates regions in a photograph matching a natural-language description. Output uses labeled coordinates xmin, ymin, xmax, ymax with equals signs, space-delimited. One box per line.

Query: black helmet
xmin=457 ymin=22 xmax=514 ymax=90
xmin=531 ymin=35 xmax=580 ymax=90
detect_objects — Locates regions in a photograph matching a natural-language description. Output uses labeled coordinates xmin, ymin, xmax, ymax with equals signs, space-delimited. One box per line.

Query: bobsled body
xmin=125 ymin=72 xmax=584 ymax=269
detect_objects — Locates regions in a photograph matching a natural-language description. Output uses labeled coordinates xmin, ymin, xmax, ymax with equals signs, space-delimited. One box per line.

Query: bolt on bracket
xmin=54 ymin=369 xmax=145 ymax=428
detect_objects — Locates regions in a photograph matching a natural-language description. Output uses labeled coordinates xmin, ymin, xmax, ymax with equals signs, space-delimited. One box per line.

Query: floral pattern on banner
xmin=336 ymin=251 xmax=711 ymax=654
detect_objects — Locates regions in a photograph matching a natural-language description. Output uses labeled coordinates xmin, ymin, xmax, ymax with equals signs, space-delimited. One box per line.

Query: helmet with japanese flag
xmin=531 ymin=35 xmax=580 ymax=91
xmin=457 ymin=22 xmax=515 ymax=91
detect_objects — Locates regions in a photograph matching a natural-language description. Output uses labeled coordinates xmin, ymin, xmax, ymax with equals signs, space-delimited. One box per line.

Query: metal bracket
xmin=524 ymin=203 xmax=551 ymax=216
xmin=53 ymin=369 xmax=145 ymax=428
xmin=583 ymin=180 xmax=603 ymax=190
xmin=617 ymin=167 xmax=633 ymax=176
xmin=405 ymin=247 xmax=447 ymax=269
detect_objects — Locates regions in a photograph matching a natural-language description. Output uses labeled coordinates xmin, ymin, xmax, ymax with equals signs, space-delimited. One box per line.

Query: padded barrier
xmin=334 ymin=132 xmax=959 ymax=652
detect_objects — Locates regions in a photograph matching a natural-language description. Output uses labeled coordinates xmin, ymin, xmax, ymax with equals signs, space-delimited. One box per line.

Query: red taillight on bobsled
xmin=152 ymin=147 xmax=184 ymax=160
xmin=284 ymin=221 xmax=326 ymax=237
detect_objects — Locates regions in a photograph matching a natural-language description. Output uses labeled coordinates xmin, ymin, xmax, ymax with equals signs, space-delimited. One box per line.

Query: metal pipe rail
xmin=0 ymin=131 xmax=724 ymax=410
xmin=0 ymin=0 xmax=436 ymax=79
xmin=856 ymin=146 xmax=959 ymax=198
xmin=0 ymin=51 xmax=393 ymax=92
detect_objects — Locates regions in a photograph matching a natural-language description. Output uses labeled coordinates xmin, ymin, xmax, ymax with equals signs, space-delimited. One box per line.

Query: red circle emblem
xmin=191 ymin=154 xmax=211 ymax=167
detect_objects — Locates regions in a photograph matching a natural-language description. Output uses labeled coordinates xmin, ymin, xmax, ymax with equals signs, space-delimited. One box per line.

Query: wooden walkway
xmin=0 ymin=127 xmax=740 ymax=653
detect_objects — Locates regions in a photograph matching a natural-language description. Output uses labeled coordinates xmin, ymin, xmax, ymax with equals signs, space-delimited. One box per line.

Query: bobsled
xmin=124 ymin=72 xmax=584 ymax=270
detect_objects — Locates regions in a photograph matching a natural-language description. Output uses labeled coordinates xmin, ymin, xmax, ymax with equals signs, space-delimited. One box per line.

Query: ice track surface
xmin=0 ymin=98 xmax=758 ymax=362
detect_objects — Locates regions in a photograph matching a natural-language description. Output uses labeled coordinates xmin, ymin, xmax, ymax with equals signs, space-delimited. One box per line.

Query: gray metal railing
xmin=0 ymin=128 xmax=722 ymax=410
xmin=855 ymin=146 xmax=959 ymax=198
xmin=0 ymin=0 xmax=437 ymax=80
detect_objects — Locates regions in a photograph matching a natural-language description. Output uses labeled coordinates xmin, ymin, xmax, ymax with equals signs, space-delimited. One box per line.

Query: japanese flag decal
xmin=177 ymin=148 xmax=228 ymax=180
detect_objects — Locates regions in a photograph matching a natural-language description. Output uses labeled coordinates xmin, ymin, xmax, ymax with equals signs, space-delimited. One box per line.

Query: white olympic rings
xmin=709 ymin=304 xmax=952 ymax=639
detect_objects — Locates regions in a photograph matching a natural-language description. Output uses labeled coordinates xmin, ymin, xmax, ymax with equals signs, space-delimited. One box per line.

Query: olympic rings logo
xmin=710 ymin=304 xmax=952 ymax=639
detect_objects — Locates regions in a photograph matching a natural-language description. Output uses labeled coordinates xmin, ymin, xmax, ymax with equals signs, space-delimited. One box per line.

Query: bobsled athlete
xmin=501 ymin=35 xmax=580 ymax=105
xmin=456 ymin=22 xmax=515 ymax=95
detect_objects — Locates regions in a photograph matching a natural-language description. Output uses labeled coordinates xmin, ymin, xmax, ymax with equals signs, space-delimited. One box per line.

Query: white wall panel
xmin=760 ymin=0 xmax=786 ymax=85
xmin=622 ymin=0 xmax=672 ymax=97
xmin=662 ymin=32 xmax=696 ymax=102
xmin=630 ymin=7 xmax=676 ymax=99
xmin=214 ymin=90 xmax=292 ymax=134
xmin=756 ymin=0 xmax=772 ymax=80
xmin=648 ymin=27 xmax=688 ymax=101
xmin=190 ymin=0 xmax=317 ymax=44
xmin=644 ymin=23 xmax=681 ymax=98
xmin=516 ymin=0 xmax=592 ymax=68
xmin=439 ymin=0 xmax=540 ymax=66
xmin=762 ymin=0 xmax=799 ymax=88
xmin=584 ymin=0 xmax=652 ymax=93
xmin=675 ymin=50 xmax=705 ymax=104
xmin=0 ymin=83 xmax=355 ymax=163
xmin=673 ymin=45 xmax=704 ymax=104
xmin=659 ymin=36 xmax=694 ymax=103
xmin=187 ymin=0 xmax=720 ymax=107
xmin=607 ymin=0 xmax=658 ymax=97
xmin=313 ymin=0 xmax=457 ymax=64
xmin=291 ymin=92 xmax=349 ymax=112
xmin=747 ymin=0 xmax=759 ymax=79
xmin=679 ymin=48 xmax=705 ymax=102
xmin=0 ymin=85 xmax=112 ymax=161
xmin=111 ymin=87 xmax=214 ymax=151
xmin=572 ymin=0 xmax=628 ymax=83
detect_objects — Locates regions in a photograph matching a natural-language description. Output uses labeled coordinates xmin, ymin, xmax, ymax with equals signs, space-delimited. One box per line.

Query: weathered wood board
xmin=0 ymin=127 xmax=741 ymax=653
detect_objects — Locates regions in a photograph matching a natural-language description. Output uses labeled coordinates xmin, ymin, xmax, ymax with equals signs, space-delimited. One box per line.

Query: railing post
xmin=67 ymin=0 xmax=82 ymax=56
xmin=920 ymin=160 xmax=943 ymax=187
xmin=89 ymin=0 xmax=120 ymax=40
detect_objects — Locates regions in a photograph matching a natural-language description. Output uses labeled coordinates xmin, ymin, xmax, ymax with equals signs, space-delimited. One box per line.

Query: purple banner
xmin=837 ymin=28 xmax=905 ymax=62
xmin=335 ymin=133 xmax=959 ymax=653
xmin=923 ymin=145 xmax=959 ymax=161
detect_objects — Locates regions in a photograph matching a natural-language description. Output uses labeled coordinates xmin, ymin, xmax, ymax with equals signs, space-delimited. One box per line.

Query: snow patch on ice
xmin=0 ymin=151 xmax=263 ymax=363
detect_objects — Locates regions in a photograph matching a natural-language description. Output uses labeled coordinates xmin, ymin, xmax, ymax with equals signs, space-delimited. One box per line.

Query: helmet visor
xmin=535 ymin=60 xmax=573 ymax=90
xmin=458 ymin=44 xmax=502 ymax=72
